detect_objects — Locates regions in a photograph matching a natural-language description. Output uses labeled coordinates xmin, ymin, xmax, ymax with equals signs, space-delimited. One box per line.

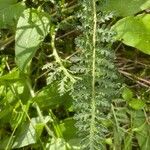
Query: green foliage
xmin=122 ymin=87 xmax=133 ymax=101
xmin=13 ymin=116 xmax=51 ymax=148
xmin=59 ymin=118 xmax=77 ymax=140
xmin=72 ymin=1 xmax=121 ymax=149
xmin=113 ymin=14 xmax=150 ymax=55
xmin=133 ymin=111 xmax=150 ymax=150
xmin=128 ymin=98 xmax=145 ymax=110
xmin=0 ymin=0 xmax=17 ymax=9
xmin=15 ymin=8 xmax=50 ymax=72
xmin=141 ymin=0 xmax=150 ymax=10
xmin=122 ymin=87 xmax=145 ymax=110
xmin=100 ymin=0 xmax=149 ymax=16
xmin=0 ymin=68 xmax=21 ymax=84
xmin=32 ymin=83 xmax=72 ymax=109
xmin=0 ymin=1 xmax=25 ymax=28
xmin=0 ymin=0 xmax=149 ymax=150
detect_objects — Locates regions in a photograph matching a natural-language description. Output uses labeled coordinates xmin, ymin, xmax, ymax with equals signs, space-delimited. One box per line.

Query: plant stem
xmin=89 ymin=0 xmax=97 ymax=149
xmin=51 ymin=27 xmax=76 ymax=83
xmin=26 ymin=78 xmax=55 ymax=138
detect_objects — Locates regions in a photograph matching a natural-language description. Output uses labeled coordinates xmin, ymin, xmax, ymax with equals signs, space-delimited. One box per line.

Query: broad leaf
xmin=46 ymin=138 xmax=81 ymax=150
xmin=15 ymin=9 xmax=50 ymax=72
xmin=0 ymin=69 xmax=21 ymax=84
xmin=129 ymin=98 xmax=145 ymax=110
xmin=0 ymin=136 xmax=15 ymax=150
xmin=113 ymin=14 xmax=150 ymax=55
xmin=133 ymin=111 xmax=150 ymax=150
xmin=46 ymin=138 xmax=68 ymax=150
xmin=59 ymin=118 xmax=77 ymax=140
xmin=0 ymin=105 xmax=13 ymax=120
xmin=100 ymin=0 xmax=149 ymax=16
xmin=0 ymin=0 xmax=17 ymax=10
xmin=141 ymin=0 xmax=150 ymax=10
xmin=122 ymin=87 xmax=133 ymax=101
xmin=0 ymin=1 xmax=25 ymax=28
xmin=32 ymin=83 xmax=72 ymax=109
xmin=13 ymin=116 xmax=51 ymax=148
xmin=59 ymin=119 xmax=81 ymax=149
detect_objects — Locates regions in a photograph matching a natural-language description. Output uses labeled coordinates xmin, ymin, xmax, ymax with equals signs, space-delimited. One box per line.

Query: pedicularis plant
xmin=0 ymin=0 xmax=150 ymax=150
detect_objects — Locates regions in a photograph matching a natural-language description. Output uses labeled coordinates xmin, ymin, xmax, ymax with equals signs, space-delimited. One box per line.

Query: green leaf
xmin=105 ymin=138 xmax=113 ymax=145
xmin=32 ymin=84 xmax=72 ymax=109
xmin=133 ymin=111 xmax=150 ymax=150
xmin=141 ymin=0 xmax=150 ymax=10
xmin=0 ymin=1 xmax=25 ymax=28
xmin=0 ymin=136 xmax=15 ymax=150
xmin=113 ymin=14 xmax=150 ymax=55
xmin=0 ymin=69 xmax=21 ymax=84
xmin=100 ymin=0 xmax=148 ymax=17
xmin=129 ymin=98 xmax=145 ymax=110
xmin=15 ymin=9 xmax=50 ymax=72
xmin=122 ymin=87 xmax=133 ymax=101
xmin=0 ymin=0 xmax=17 ymax=10
xmin=0 ymin=105 xmax=13 ymax=120
xmin=123 ymin=134 xmax=132 ymax=150
xmin=46 ymin=138 xmax=81 ymax=150
xmin=59 ymin=118 xmax=77 ymax=141
xmin=46 ymin=138 xmax=68 ymax=150
xmin=13 ymin=116 xmax=51 ymax=148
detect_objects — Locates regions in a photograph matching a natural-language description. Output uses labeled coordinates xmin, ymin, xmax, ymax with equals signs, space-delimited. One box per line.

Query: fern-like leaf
xmin=72 ymin=0 xmax=121 ymax=149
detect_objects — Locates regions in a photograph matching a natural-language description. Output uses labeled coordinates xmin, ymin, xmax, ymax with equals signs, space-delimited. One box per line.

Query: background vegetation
xmin=0 ymin=0 xmax=150 ymax=149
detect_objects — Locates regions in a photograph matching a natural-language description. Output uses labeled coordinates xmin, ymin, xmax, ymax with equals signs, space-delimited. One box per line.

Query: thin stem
xmin=26 ymin=79 xmax=55 ymax=138
xmin=0 ymin=36 xmax=14 ymax=50
xmin=51 ymin=27 xmax=76 ymax=83
xmin=5 ymin=86 xmax=24 ymax=150
xmin=89 ymin=0 xmax=97 ymax=149
xmin=5 ymin=84 xmax=45 ymax=150
xmin=49 ymin=110 xmax=63 ymax=138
